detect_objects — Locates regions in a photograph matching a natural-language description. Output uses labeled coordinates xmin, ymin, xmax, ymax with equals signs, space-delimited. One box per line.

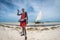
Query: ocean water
xmin=0 ymin=22 xmax=60 ymax=27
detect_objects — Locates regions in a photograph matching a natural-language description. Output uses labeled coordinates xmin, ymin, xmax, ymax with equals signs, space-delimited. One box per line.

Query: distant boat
xmin=35 ymin=11 xmax=42 ymax=24
xmin=35 ymin=21 xmax=41 ymax=24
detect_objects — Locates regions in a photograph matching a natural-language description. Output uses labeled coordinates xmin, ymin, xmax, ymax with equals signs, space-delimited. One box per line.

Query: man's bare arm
xmin=17 ymin=9 xmax=22 ymax=16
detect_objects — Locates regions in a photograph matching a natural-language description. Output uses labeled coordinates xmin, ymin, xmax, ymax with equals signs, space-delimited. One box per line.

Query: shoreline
xmin=0 ymin=22 xmax=60 ymax=27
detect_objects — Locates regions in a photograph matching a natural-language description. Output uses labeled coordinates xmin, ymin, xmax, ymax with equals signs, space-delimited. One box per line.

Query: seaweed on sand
xmin=50 ymin=27 xmax=59 ymax=30
xmin=41 ymin=28 xmax=49 ymax=31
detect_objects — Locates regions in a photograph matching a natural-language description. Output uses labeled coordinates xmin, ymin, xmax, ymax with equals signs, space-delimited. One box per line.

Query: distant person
xmin=17 ymin=8 xmax=28 ymax=37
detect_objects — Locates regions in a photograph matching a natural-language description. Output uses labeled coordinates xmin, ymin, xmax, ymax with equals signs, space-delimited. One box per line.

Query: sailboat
xmin=35 ymin=11 xmax=42 ymax=24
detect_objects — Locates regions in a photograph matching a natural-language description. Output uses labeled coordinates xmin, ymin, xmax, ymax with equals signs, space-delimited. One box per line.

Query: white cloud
xmin=0 ymin=0 xmax=60 ymax=22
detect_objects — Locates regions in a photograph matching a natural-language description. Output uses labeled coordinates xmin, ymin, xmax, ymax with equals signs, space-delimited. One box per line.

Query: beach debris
xmin=50 ymin=27 xmax=59 ymax=30
xmin=41 ymin=28 xmax=49 ymax=31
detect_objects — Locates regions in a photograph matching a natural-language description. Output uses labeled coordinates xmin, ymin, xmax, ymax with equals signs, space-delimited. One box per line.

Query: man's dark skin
xmin=17 ymin=8 xmax=27 ymax=40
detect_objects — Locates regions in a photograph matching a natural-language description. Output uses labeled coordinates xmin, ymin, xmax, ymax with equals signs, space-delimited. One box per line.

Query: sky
xmin=0 ymin=0 xmax=60 ymax=22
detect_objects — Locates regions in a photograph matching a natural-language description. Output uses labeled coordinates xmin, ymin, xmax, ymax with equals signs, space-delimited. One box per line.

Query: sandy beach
xmin=0 ymin=22 xmax=60 ymax=40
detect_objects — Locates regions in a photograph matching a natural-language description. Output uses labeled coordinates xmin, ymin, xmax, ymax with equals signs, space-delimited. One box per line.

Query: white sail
xmin=36 ymin=11 xmax=42 ymax=21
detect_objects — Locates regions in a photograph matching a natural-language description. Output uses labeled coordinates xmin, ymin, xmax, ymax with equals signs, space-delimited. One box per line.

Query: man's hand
xmin=18 ymin=19 xmax=24 ymax=22
xmin=20 ymin=19 xmax=24 ymax=21
xmin=17 ymin=9 xmax=20 ymax=15
xmin=17 ymin=9 xmax=19 ymax=12
xmin=26 ymin=20 xmax=28 ymax=24
xmin=17 ymin=9 xmax=19 ymax=14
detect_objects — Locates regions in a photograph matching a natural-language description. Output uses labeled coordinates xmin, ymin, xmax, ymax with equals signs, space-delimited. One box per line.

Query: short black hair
xmin=22 ymin=8 xmax=24 ymax=11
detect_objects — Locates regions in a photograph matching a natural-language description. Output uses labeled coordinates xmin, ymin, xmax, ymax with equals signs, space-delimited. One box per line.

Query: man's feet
xmin=25 ymin=36 xmax=27 ymax=40
xmin=21 ymin=34 xmax=24 ymax=36
xmin=20 ymin=32 xmax=22 ymax=34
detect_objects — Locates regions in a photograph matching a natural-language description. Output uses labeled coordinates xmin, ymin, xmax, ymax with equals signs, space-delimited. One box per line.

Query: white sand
xmin=0 ymin=23 xmax=60 ymax=40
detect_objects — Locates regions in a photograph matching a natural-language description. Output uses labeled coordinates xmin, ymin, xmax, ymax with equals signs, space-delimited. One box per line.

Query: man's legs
xmin=21 ymin=27 xmax=27 ymax=36
xmin=24 ymin=27 xmax=27 ymax=40
xmin=24 ymin=27 xmax=26 ymax=36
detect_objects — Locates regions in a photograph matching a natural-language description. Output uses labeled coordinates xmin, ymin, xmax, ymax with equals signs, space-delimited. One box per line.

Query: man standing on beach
xmin=17 ymin=8 xmax=28 ymax=38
